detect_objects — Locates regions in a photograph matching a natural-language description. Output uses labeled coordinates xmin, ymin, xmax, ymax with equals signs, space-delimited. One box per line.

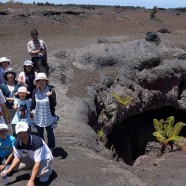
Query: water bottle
xmin=2 ymin=171 xmax=8 ymax=186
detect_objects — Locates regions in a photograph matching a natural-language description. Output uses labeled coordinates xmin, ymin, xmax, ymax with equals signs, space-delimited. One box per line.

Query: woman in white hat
xmin=30 ymin=73 xmax=57 ymax=152
xmin=18 ymin=60 xmax=37 ymax=98
xmin=0 ymin=57 xmax=11 ymax=84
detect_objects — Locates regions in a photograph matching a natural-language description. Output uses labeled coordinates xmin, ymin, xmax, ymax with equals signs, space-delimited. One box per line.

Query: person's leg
xmin=45 ymin=125 xmax=55 ymax=149
xmin=35 ymin=125 xmax=44 ymax=140
xmin=13 ymin=155 xmax=35 ymax=171
xmin=37 ymin=58 xmax=46 ymax=73
xmin=8 ymin=109 xmax=16 ymax=123
xmin=11 ymin=124 xmax=16 ymax=137
xmin=37 ymin=158 xmax=53 ymax=182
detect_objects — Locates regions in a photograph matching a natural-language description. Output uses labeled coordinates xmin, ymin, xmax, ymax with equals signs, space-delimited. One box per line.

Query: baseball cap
xmin=16 ymin=122 xmax=29 ymax=134
xmin=0 ymin=123 xmax=9 ymax=130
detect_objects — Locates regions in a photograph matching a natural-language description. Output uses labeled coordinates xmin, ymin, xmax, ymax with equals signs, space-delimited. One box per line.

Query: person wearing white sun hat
xmin=0 ymin=123 xmax=15 ymax=174
xmin=11 ymin=86 xmax=32 ymax=137
xmin=0 ymin=121 xmax=53 ymax=185
xmin=31 ymin=72 xmax=57 ymax=152
xmin=0 ymin=57 xmax=11 ymax=84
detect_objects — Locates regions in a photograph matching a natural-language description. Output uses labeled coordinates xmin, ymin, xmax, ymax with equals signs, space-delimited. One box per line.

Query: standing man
xmin=1 ymin=121 xmax=53 ymax=186
xmin=27 ymin=29 xmax=49 ymax=75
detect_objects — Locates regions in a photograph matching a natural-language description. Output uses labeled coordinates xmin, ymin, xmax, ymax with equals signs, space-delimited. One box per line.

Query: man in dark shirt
xmin=1 ymin=121 xmax=53 ymax=186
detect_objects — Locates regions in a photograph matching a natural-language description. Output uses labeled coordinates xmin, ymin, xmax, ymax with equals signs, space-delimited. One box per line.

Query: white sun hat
xmin=34 ymin=72 xmax=49 ymax=85
xmin=15 ymin=86 xmax=30 ymax=95
xmin=15 ymin=121 xmax=29 ymax=134
xmin=0 ymin=123 xmax=9 ymax=130
xmin=0 ymin=57 xmax=11 ymax=63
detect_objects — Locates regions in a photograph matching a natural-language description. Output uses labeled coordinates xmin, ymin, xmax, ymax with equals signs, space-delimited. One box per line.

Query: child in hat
xmin=11 ymin=86 xmax=32 ymax=136
xmin=0 ymin=123 xmax=15 ymax=172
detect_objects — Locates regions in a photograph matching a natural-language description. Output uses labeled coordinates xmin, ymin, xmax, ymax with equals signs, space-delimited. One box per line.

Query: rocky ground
xmin=1 ymin=3 xmax=186 ymax=186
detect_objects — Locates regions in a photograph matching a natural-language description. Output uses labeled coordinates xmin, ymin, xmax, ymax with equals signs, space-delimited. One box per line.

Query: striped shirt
xmin=34 ymin=87 xmax=54 ymax=127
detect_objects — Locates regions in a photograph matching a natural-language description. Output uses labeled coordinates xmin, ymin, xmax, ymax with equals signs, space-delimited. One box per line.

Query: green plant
xmin=97 ymin=128 xmax=107 ymax=144
xmin=153 ymin=116 xmax=185 ymax=149
xmin=112 ymin=92 xmax=133 ymax=107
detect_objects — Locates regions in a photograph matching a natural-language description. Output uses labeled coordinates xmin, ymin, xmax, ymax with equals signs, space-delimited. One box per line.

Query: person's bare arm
xmin=0 ymin=102 xmax=9 ymax=124
xmin=1 ymin=157 xmax=20 ymax=177
xmin=27 ymin=161 xmax=40 ymax=186
xmin=0 ymin=152 xmax=14 ymax=171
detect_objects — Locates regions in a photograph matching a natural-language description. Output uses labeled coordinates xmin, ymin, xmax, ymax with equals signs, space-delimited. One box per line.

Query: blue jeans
xmin=35 ymin=125 xmax=55 ymax=149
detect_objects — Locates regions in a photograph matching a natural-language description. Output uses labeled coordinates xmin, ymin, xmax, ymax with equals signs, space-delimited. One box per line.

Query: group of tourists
xmin=0 ymin=29 xmax=58 ymax=185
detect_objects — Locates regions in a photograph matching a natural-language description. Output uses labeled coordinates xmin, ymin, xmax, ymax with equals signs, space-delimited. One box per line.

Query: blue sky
xmin=1 ymin=0 xmax=186 ymax=8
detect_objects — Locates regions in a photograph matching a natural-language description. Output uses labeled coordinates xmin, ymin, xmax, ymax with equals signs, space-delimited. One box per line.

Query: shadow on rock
xmin=53 ymin=147 xmax=68 ymax=159
xmin=7 ymin=170 xmax=57 ymax=186
xmin=35 ymin=170 xmax=57 ymax=186
xmin=7 ymin=173 xmax=30 ymax=185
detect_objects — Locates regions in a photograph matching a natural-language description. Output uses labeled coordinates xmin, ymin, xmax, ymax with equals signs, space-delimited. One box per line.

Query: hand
xmin=12 ymin=105 xmax=18 ymax=110
xmin=0 ymin=164 xmax=5 ymax=171
xmin=30 ymin=110 xmax=35 ymax=117
xmin=0 ymin=169 xmax=10 ymax=177
xmin=52 ymin=123 xmax=57 ymax=129
xmin=46 ymin=91 xmax=52 ymax=97
xmin=27 ymin=179 xmax=35 ymax=186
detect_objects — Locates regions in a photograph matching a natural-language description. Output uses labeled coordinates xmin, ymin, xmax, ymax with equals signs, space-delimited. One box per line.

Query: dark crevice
xmin=106 ymin=106 xmax=186 ymax=165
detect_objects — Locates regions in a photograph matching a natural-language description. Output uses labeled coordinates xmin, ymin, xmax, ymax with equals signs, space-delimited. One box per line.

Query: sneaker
xmin=39 ymin=176 xmax=49 ymax=183
xmin=39 ymin=168 xmax=52 ymax=183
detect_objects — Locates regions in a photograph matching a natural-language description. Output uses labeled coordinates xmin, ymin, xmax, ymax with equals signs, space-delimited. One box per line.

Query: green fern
xmin=153 ymin=116 xmax=185 ymax=147
xmin=112 ymin=92 xmax=133 ymax=107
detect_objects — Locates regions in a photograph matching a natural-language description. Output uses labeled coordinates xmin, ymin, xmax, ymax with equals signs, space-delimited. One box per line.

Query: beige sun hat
xmin=0 ymin=57 xmax=11 ymax=63
xmin=15 ymin=86 xmax=30 ymax=95
xmin=34 ymin=72 xmax=49 ymax=85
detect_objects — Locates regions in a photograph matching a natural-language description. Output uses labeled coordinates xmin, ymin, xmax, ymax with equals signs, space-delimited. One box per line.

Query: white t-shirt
xmin=13 ymin=135 xmax=53 ymax=162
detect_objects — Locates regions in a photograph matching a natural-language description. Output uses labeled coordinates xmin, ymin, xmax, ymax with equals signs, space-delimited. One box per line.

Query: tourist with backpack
xmin=30 ymin=73 xmax=57 ymax=152
xmin=27 ymin=29 xmax=49 ymax=75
